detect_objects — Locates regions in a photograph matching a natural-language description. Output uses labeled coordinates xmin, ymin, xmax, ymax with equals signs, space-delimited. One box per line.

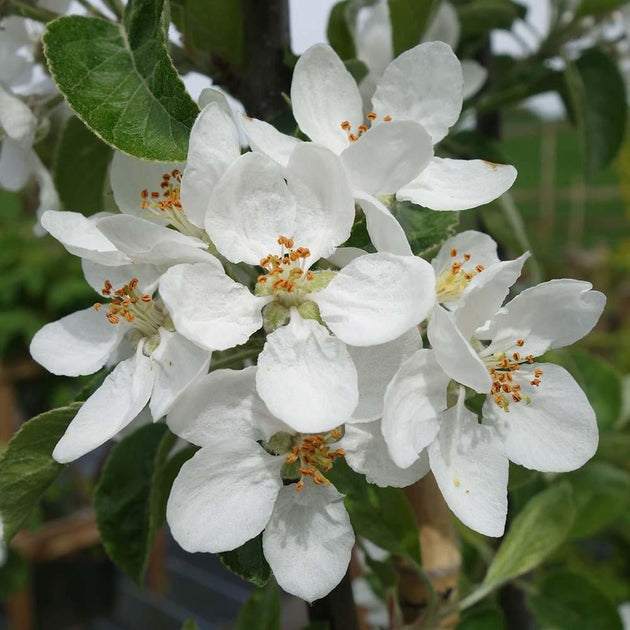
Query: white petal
xmin=427 ymin=304 xmax=491 ymax=393
xmin=480 ymin=279 xmax=606 ymax=358
xmin=81 ymin=259 xmax=161 ymax=295
xmin=313 ymin=252 xmax=435 ymax=346
xmin=372 ymin=42 xmax=462 ymax=144
xmin=0 ymin=139 xmax=31 ymax=190
xmin=340 ymin=120 xmax=433 ymax=195
xmin=432 ymin=230 xmax=499 ymax=276
xmin=0 ymin=84 xmax=36 ymax=146
xmin=166 ymin=366 xmax=287 ymax=446
xmin=40 ymin=211 xmax=128 ymax=265
xmin=167 ymin=438 xmax=283 ymax=553
xmin=348 ymin=328 xmax=422 ymax=421
xmin=382 ymin=349 xmax=449 ymax=468
xmin=461 ymin=60 xmax=487 ymax=99
xmin=241 ymin=114 xmax=301 ymax=168
xmin=454 ymin=253 xmax=529 ymax=339
xmin=149 ymin=329 xmax=211 ymax=420
xmin=110 ymin=152 xmax=184 ymax=218
xmin=159 ymin=262 xmax=264 ymax=351
xmin=256 ymin=315 xmax=359 ymax=433
xmin=398 ymin=157 xmax=517 ymax=211
xmin=180 ymin=102 xmax=241 ymax=227
xmin=327 ymin=247 xmax=368 ymax=268
xmin=30 ymin=306 xmax=122 ymax=376
xmin=291 ymin=44 xmax=363 ymax=154
xmin=423 ymin=1 xmax=460 ymax=48
xmin=356 ymin=194 xmax=412 ymax=256
xmin=482 ymin=363 xmax=598 ymax=472
xmin=288 ymin=143 xmax=355 ymax=262
xmin=342 ymin=421 xmax=429 ymax=487
xmin=263 ymin=482 xmax=354 ymax=602
xmin=97 ymin=215 xmax=216 ymax=267
xmin=53 ymin=349 xmax=154 ymax=463
xmin=356 ymin=0 xmax=393 ymax=78
xmin=429 ymin=402 xmax=508 ymax=537
xmin=205 ymin=152 xmax=296 ymax=265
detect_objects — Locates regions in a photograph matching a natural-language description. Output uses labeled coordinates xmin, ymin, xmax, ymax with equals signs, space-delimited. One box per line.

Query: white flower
xmin=30 ymin=268 xmax=211 ymax=463
xmin=382 ymin=273 xmax=606 ymax=536
xmin=159 ymin=145 xmax=435 ymax=431
xmin=240 ymin=42 xmax=516 ymax=256
xmin=356 ymin=0 xmax=488 ymax=104
xmin=165 ymin=350 xmax=426 ymax=602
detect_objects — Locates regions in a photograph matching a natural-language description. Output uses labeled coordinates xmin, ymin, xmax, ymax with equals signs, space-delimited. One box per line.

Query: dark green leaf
xmin=527 ymin=571 xmax=623 ymax=630
xmin=219 ymin=533 xmax=271 ymax=588
xmin=391 ymin=199 xmax=459 ymax=258
xmin=303 ymin=623 xmax=330 ymax=630
xmin=344 ymin=59 xmax=369 ymax=84
xmin=44 ymin=0 xmax=199 ymax=161
xmin=327 ymin=1 xmax=356 ymax=60
xmin=0 ymin=551 xmax=30 ymax=598
xmin=567 ymin=462 xmax=630 ymax=539
xmin=484 ymin=483 xmax=574 ymax=588
xmin=457 ymin=0 xmax=526 ymax=41
xmin=236 ymin=580 xmax=281 ymax=630
xmin=458 ymin=607 xmax=506 ymax=630
xmin=54 ymin=116 xmax=113 ymax=212
xmin=94 ymin=423 xmax=176 ymax=585
xmin=563 ymin=48 xmax=627 ymax=177
xmin=170 ymin=0 xmax=243 ymax=67
xmin=0 ymin=403 xmax=81 ymax=540
xmin=181 ymin=619 xmax=199 ymax=630
xmin=328 ymin=460 xmax=421 ymax=563
xmin=577 ymin=0 xmax=629 ymax=17
xmin=388 ymin=0 xmax=440 ymax=56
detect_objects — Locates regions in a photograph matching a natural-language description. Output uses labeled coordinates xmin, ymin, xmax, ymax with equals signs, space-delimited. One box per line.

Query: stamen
xmin=383 ymin=115 xmax=392 ymax=122
xmin=288 ymin=429 xmax=344 ymax=492
xmin=366 ymin=112 xmax=377 ymax=121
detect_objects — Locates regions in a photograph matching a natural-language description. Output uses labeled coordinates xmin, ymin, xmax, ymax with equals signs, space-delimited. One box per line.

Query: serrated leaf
xmin=526 ymin=571 xmax=623 ymax=630
xmin=328 ymin=460 xmax=421 ymax=563
xmin=219 ymin=533 xmax=271 ymax=588
xmin=563 ymin=48 xmax=627 ymax=177
xmin=0 ymin=403 xmax=81 ymax=540
xmin=94 ymin=423 xmax=176 ymax=585
xmin=44 ymin=0 xmax=199 ymax=161
xmin=54 ymin=116 xmax=113 ymax=212
xmin=388 ymin=0 xmax=439 ymax=57
xmin=483 ymin=483 xmax=574 ymax=588
xmin=391 ymin=199 xmax=459 ymax=258
xmin=327 ymin=1 xmax=356 ymax=60
xmin=235 ymin=579 xmax=281 ymax=630
xmin=567 ymin=462 xmax=630 ymax=539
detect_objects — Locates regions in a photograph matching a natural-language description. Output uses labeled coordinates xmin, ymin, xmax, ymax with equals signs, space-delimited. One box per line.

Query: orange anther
xmin=516 ymin=339 xmax=525 ymax=347
xmin=463 ymin=253 xmax=471 ymax=261
xmin=475 ymin=264 xmax=485 ymax=272
xmin=93 ymin=303 xmax=102 ymax=311
xmin=367 ymin=112 xmax=377 ymax=120
xmin=358 ymin=124 xmax=368 ymax=134
xmin=348 ymin=133 xmax=359 ymax=142
xmin=141 ymin=189 xmax=148 ymax=199
xmin=383 ymin=115 xmax=392 ymax=121
xmin=450 ymin=248 xmax=457 ymax=257
xmin=141 ymin=295 xmax=152 ymax=302
xmin=295 ymin=480 xmax=304 ymax=492
xmin=340 ymin=121 xmax=351 ymax=130
xmin=512 ymin=352 xmax=521 ymax=361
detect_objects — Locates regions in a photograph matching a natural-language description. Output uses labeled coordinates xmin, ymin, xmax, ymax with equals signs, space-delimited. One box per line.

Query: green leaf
xmin=550 ymin=349 xmax=622 ymax=431
xmin=181 ymin=619 xmax=199 ymax=630
xmin=483 ymin=483 xmax=575 ymax=588
xmin=458 ymin=607 xmax=506 ymax=630
xmin=388 ymin=0 xmax=440 ymax=57
xmin=526 ymin=571 xmax=623 ymax=630
xmin=328 ymin=460 xmax=421 ymax=563
xmin=344 ymin=59 xmax=369 ymax=84
xmin=43 ymin=0 xmax=199 ymax=161
xmin=0 ymin=403 xmax=81 ymax=540
xmin=53 ymin=116 xmax=113 ymax=212
xmin=0 ymin=551 xmax=30 ymax=599
xmin=391 ymin=199 xmax=459 ymax=258
xmin=457 ymin=0 xmax=527 ymax=41
xmin=567 ymin=462 xmax=630 ymax=539
xmin=219 ymin=533 xmax=271 ymax=588
xmin=94 ymin=423 xmax=176 ymax=585
xmin=563 ymin=48 xmax=627 ymax=177
xmin=577 ymin=0 xmax=629 ymax=17
xmin=235 ymin=580 xmax=281 ymax=630
xmin=327 ymin=1 xmax=356 ymax=60
xmin=170 ymin=0 xmax=243 ymax=67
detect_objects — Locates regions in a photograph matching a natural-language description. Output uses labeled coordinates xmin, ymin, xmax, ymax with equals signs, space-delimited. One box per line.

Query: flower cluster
xmin=30 ymin=42 xmax=604 ymax=601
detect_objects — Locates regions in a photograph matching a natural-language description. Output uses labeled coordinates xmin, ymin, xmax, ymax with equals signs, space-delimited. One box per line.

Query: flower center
xmin=256 ymin=235 xmax=316 ymax=305
xmin=284 ymin=429 xmax=345 ymax=492
xmin=339 ymin=111 xmax=392 ymax=143
xmin=94 ymin=278 xmax=167 ymax=339
xmin=435 ymin=247 xmax=485 ymax=303
xmin=481 ymin=339 xmax=544 ymax=412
